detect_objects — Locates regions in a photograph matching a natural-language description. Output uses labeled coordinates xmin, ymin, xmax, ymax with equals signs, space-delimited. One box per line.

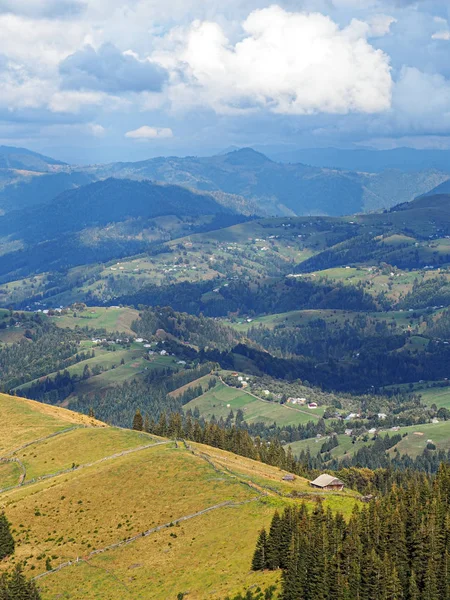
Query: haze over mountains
xmin=0 ymin=145 xmax=449 ymax=221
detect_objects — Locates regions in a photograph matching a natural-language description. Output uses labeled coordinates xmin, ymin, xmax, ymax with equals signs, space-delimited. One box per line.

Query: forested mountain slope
xmin=87 ymin=148 xmax=448 ymax=217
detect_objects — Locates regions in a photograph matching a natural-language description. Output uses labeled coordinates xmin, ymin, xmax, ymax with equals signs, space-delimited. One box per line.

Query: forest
xmin=251 ymin=463 xmax=450 ymax=600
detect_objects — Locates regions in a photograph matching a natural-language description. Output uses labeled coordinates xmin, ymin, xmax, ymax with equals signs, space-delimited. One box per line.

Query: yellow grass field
xmin=0 ymin=393 xmax=360 ymax=599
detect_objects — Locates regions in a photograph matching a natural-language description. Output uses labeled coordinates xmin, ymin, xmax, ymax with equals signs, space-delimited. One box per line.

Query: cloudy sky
xmin=1 ymin=0 xmax=450 ymax=162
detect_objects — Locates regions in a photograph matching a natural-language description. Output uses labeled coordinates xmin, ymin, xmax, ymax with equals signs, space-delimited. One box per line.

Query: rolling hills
xmin=0 ymin=392 xmax=359 ymax=599
xmin=87 ymin=147 xmax=449 ymax=217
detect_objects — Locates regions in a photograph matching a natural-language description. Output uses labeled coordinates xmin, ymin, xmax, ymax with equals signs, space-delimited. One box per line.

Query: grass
xmin=0 ymin=462 xmax=21 ymax=489
xmin=185 ymin=382 xmax=323 ymax=426
xmin=0 ymin=392 xmax=360 ymax=600
xmin=286 ymin=434 xmax=374 ymax=462
xmin=14 ymin=347 xmax=146 ymax=393
xmin=14 ymin=427 xmax=158 ymax=481
xmin=51 ymin=307 xmax=140 ymax=336
xmin=0 ymin=393 xmax=103 ymax=455
xmin=388 ymin=421 xmax=450 ymax=458
xmin=418 ymin=386 xmax=450 ymax=410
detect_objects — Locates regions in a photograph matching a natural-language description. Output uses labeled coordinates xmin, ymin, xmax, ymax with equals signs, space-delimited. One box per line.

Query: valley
xmin=2 ymin=145 xmax=450 ymax=599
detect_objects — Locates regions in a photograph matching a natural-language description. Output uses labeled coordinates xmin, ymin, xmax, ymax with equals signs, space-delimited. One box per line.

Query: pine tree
xmin=0 ymin=512 xmax=14 ymax=560
xmin=132 ymin=409 xmax=143 ymax=431
xmin=7 ymin=564 xmax=42 ymax=600
xmin=143 ymin=413 xmax=150 ymax=433
xmin=252 ymin=529 xmax=268 ymax=570
xmin=408 ymin=570 xmax=420 ymax=600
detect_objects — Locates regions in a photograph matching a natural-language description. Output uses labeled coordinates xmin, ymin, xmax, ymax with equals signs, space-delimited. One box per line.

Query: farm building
xmin=310 ymin=474 xmax=345 ymax=491
xmin=282 ymin=474 xmax=295 ymax=482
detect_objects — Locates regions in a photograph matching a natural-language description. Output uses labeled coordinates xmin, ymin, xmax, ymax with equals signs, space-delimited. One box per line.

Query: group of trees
xmin=252 ymin=463 xmax=450 ymax=600
xmin=0 ymin=322 xmax=88 ymax=391
xmin=0 ymin=513 xmax=41 ymax=599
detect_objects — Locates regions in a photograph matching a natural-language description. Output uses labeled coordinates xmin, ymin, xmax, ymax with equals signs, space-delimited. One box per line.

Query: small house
xmin=308 ymin=402 xmax=318 ymax=409
xmin=282 ymin=474 xmax=295 ymax=482
xmin=310 ymin=474 xmax=345 ymax=491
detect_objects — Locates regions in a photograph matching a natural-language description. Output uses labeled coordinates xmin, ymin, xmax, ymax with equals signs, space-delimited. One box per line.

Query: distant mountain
xmin=296 ymin=193 xmax=450 ymax=274
xmin=421 ymin=179 xmax=450 ymax=197
xmin=0 ymin=178 xmax=246 ymax=281
xmin=0 ymin=178 xmax=233 ymax=245
xmin=0 ymin=145 xmax=66 ymax=172
xmin=272 ymin=147 xmax=450 ymax=174
xmin=86 ymin=148 xmax=449 ymax=217
xmin=0 ymin=171 xmax=94 ymax=214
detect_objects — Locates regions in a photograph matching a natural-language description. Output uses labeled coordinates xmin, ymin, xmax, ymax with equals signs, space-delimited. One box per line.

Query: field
xmin=286 ymin=434 xmax=374 ymax=462
xmin=184 ymin=382 xmax=324 ymax=426
xmin=228 ymin=307 xmax=431 ymax=335
xmin=387 ymin=421 xmax=450 ymax=458
xmin=418 ymin=386 xmax=450 ymax=410
xmin=0 ymin=393 xmax=103 ymax=455
xmin=0 ymin=393 xmax=359 ymax=600
xmin=50 ymin=307 xmax=140 ymax=336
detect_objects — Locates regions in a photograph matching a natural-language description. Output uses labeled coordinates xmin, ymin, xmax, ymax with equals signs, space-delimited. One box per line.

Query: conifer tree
xmin=0 ymin=512 xmax=14 ymax=560
xmin=132 ymin=409 xmax=143 ymax=431
xmin=143 ymin=413 xmax=150 ymax=433
xmin=252 ymin=529 xmax=268 ymax=570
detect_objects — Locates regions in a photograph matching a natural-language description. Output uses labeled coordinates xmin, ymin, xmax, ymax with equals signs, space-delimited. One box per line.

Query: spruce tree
xmin=132 ymin=409 xmax=143 ymax=431
xmin=252 ymin=529 xmax=268 ymax=570
xmin=0 ymin=512 xmax=14 ymax=560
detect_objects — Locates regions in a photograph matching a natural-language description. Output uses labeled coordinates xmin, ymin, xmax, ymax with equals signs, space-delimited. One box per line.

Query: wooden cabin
xmin=310 ymin=474 xmax=344 ymax=491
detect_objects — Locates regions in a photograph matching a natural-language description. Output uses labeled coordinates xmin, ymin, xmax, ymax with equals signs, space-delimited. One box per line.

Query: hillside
xmin=87 ymin=148 xmax=448 ymax=217
xmin=0 ymin=178 xmax=248 ymax=282
xmin=0 ymin=393 xmax=358 ymax=599
xmin=0 ymin=178 xmax=233 ymax=245
xmin=0 ymin=146 xmax=66 ymax=172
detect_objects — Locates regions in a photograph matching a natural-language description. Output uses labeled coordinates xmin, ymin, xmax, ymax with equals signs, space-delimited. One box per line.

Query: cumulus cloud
xmin=125 ymin=126 xmax=173 ymax=139
xmin=60 ymin=43 xmax=168 ymax=93
xmin=157 ymin=6 xmax=393 ymax=116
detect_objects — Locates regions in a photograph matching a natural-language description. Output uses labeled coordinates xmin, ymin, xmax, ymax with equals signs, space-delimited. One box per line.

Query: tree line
xmin=252 ymin=463 xmax=450 ymax=600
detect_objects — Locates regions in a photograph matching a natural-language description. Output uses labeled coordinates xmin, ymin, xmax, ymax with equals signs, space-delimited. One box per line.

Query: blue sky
xmin=0 ymin=0 xmax=450 ymax=163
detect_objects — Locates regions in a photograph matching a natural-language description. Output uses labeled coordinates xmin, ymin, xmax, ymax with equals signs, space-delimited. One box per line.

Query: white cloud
xmin=368 ymin=14 xmax=397 ymax=37
xmin=125 ymin=125 xmax=173 ymax=139
xmin=432 ymin=30 xmax=450 ymax=40
xmin=155 ymin=6 xmax=393 ymax=116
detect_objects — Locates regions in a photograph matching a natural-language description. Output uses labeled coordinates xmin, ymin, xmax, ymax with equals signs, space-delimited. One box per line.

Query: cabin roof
xmin=310 ymin=474 xmax=344 ymax=488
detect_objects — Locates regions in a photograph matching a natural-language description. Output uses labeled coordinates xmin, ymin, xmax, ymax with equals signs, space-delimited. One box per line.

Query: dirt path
xmin=1 ymin=426 xmax=81 ymax=459
xmin=0 ymin=440 xmax=172 ymax=494
xmin=33 ymin=496 xmax=260 ymax=582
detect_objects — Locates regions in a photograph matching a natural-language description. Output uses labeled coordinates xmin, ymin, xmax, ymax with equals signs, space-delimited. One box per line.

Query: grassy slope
xmin=185 ymin=382 xmax=323 ymax=426
xmin=286 ymin=434 xmax=374 ymax=461
xmin=388 ymin=421 xmax=450 ymax=457
xmin=0 ymin=393 xmax=104 ymax=455
xmin=419 ymin=386 xmax=450 ymax=409
xmin=0 ymin=393 xmax=358 ymax=600
xmin=51 ymin=307 xmax=140 ymax=336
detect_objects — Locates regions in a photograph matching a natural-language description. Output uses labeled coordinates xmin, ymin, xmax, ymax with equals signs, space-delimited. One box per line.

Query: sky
xmin=1 ymin=0 xmax=450 ymax=163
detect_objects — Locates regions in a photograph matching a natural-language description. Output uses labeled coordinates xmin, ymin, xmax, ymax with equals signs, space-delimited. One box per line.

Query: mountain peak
xmin=222 ymin=147 xmax=273 ymax=166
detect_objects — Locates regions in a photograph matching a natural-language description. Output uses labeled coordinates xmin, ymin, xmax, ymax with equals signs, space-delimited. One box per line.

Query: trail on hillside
xmin=33 ymin=497 xmax=261 ymax=582
xmin=0 ymin=439 xmax=171 ymax=494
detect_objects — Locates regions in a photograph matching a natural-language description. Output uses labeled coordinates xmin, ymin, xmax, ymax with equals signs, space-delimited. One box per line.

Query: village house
xmin=310 ymin=474 xmax=345 ymax=491
xmin=282 ymin=474 xmax=295 ymax=482
xmin=287 ymin=397 xmax=307 ymax=405
xmin=308 ymin=402 xmax=318 ymax=409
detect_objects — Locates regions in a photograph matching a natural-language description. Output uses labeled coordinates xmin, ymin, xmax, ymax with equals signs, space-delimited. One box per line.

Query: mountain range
xmin=0 ymin=145 xmax=449 ymax=220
